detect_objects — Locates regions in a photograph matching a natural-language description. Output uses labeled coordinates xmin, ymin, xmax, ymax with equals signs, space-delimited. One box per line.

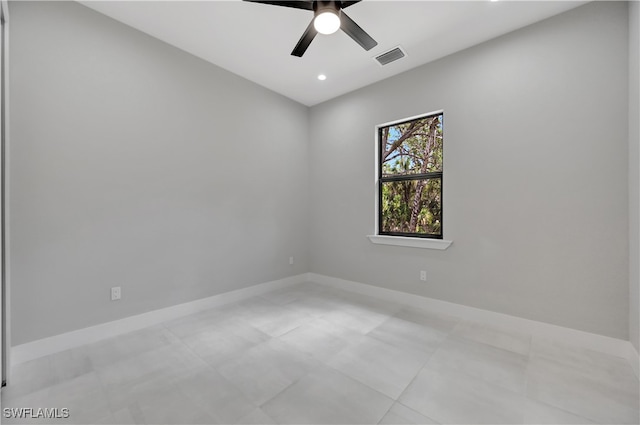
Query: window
xmin=378 ymin=111 xmax=443 ymax=239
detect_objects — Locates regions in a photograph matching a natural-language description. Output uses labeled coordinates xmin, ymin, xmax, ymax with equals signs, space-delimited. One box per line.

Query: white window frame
xmin=367 ymin=110 xmax=452 ymax=250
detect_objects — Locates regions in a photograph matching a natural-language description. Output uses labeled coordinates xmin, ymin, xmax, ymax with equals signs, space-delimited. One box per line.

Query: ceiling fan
xmin=243 ymin=1 xmax=378 ymax=57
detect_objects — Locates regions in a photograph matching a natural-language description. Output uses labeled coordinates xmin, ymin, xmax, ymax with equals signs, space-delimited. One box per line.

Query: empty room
xmin=0 ymin=0 xmax=638 ymax=424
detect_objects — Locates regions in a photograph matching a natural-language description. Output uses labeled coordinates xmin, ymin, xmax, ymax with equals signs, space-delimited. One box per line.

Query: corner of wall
xmin=629 ymin=0 xmax=640 ymax=352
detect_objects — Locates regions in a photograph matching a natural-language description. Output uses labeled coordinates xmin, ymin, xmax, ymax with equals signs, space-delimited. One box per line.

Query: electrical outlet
xmin=289 ymin=256 xmax=294 ymax=265
xmin=111 ymin=286 xmax=121 ymax=301
xmin=420 ymin=271 xmax=427 ymax=281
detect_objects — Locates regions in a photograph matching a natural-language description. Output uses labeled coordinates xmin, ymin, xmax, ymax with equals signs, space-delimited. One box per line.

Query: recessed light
xmin=318 ymin=74 xmax=327 ymax=81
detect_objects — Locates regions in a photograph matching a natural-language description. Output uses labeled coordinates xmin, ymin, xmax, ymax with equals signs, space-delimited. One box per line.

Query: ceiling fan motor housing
xmin=314 ymin=1 xmax=341 ymax=16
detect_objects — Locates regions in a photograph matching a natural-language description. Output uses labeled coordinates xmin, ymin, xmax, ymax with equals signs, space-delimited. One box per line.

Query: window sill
xmin=367 ymin=235 xmax=453 ymax=250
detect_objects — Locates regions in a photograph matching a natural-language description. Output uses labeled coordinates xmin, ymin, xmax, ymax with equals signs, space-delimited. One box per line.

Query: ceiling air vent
xmin=374 ymin=46 xmax=406 ymax=66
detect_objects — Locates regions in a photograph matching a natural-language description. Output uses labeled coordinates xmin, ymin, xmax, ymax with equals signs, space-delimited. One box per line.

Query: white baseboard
xmin=11 ymin=274 xmax=305 ymax=366
xmin=625 ymin=343 xmax=640 ymax=380
xmin=308 ymin=273 xmax=639 ymax=376
xmin=11 ymin=271 xmax=640 ymax=382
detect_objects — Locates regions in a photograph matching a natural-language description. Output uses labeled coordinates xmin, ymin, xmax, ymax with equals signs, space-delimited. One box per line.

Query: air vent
xmin=374 ymin=46 xmax=406 ymax=66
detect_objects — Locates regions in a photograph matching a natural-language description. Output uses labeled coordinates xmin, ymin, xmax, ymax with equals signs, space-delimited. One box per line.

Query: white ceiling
xmin=79 ymin=0 xmax=588 ymax=106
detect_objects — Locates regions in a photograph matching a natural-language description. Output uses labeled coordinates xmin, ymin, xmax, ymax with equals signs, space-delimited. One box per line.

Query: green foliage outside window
xmin=379 ymin=113 xmax=443 ymax=237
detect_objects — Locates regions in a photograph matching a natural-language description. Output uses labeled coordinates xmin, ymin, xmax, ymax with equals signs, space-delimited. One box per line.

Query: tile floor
xmin=2 ymin=282 xmax=639 ymax=424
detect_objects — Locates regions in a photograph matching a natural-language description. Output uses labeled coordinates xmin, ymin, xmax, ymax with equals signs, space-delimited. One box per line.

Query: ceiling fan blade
xmin=340 ymin=11 xmax=377 ymax=51
xmin=242 ymin=0 xmax=313 ymax=10
xmin=291 ymin=19 xmax=318 ymax=57
xmin=340 ymin=1 xmax=362 ymax=9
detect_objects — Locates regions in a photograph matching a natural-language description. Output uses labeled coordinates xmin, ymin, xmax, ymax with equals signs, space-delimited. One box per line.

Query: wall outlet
xmin=289 ymin=256 xmax=294 ymax=265
xmin=420 ymin=271 xmax=427 ymax=281
xmin=111 ymin=286 xmax=121 ymax=301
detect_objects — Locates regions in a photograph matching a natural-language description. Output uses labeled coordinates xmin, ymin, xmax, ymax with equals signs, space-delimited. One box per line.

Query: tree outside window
xmin=378 ymin=112 xmax=443 ymax=238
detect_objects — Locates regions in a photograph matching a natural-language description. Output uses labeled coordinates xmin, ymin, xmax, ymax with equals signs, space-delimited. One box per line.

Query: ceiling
xmin=79 ymin=0 xmax=588 ymax=106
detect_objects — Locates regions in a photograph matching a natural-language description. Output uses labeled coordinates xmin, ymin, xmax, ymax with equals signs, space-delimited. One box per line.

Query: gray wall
xmin=630 ymin=0 xmax=640 ymax=352
xmin=309 ymin=1 xmax=630 ymax=339
xmin=9 ymin=0 xmax=634 ymax=345
xmin=9 ymin=1 xmax=309 ymax=345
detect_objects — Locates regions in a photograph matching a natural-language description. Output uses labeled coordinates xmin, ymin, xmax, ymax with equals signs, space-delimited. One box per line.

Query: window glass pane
xmin=381 ymin=114 xmax=442 ymax=177
xmin=381 ymin=178 xmax=441 ymax=235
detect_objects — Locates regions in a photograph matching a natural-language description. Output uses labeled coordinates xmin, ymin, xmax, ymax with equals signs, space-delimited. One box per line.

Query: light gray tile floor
xmin=2 ymin=282 xmax=638 ymax=424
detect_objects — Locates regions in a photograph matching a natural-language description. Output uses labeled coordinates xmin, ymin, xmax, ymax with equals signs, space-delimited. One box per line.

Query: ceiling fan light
xmin=314 ymin=11 xmax=341 ymax=35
